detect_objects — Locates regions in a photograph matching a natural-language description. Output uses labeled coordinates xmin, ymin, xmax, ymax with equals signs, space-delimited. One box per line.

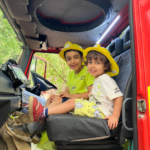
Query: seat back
xmin=108 ymin=35 xmax=131 ymax=96
xmin=113 ymin=27 xmax=133 ymax=139
xmin=108 ymin=35 xmax=132 ymax=139
xmin=120 ymin=27 xmax=133 ymax=139
xmin=108 ymin=37 xmax=123 ymax=59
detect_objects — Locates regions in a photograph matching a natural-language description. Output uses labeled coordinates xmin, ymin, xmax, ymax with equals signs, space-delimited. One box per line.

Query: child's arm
xmin=59 ymin=86 xmax=69 ymax=97
xmin=64 ymin=86 xmax=70 ymax=93
xmin=59 ymin=85 xmax=92 ymax=99
xmin=105 ymin=96 xmax=123 ymax=130
xmin=47 ymin=87 xmax=69 ymax=103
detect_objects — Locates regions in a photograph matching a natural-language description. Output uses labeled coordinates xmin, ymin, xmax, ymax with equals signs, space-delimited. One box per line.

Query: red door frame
xmin=24 ymin=50 xmax=34 ymax=76
xmin=132 ymin=0 xmax=150 ymax=149
xmin=24 ymin=49 xmax=60 ymax=78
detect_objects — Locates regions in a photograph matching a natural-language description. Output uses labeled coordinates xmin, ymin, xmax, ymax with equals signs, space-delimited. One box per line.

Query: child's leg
xmin=44 ymin=95 xmax=62 ymax=108
xmin=29 ymin=96 xmax=75 ymax=122
xmin=47 ymin=98 xmax=75 ymax=115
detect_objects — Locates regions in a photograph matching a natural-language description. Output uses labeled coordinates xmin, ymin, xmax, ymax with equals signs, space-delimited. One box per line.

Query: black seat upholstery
xmin=46 ymin=32 xmax=132 ymax=149
xmin=108 ymin=38 xmax=123 ymax=58
xmin=119 ymin=27 xmax=133 ymax=139
xmin=113 ymin=50 xmax=132 ymax=95
xmin=123 ymin=27 xmax=130 ymax=51
xmin=109 ymin=35 xmax=133 ymax=140
xmin=114 ymin=50 xmax=133 ymax=139
xmin=46 ymin=114 xmax=111 ymax=142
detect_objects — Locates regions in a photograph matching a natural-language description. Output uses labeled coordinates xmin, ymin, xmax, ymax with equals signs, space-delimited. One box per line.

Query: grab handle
xmin=122 ymin=97 xmax=133 ymax=131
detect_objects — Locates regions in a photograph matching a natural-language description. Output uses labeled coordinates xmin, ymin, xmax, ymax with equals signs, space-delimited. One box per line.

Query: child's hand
xmin=105 ymin=115 xmax=119 ymax=130
xmin=47 ymin=94 xmax=56 ymax=103
xmin=59 ymin=92 xmax=71 ymax=98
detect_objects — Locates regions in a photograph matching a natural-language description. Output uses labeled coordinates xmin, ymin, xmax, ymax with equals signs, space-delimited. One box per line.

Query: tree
xmin=0 ymin=10 xmax=23 ymax=66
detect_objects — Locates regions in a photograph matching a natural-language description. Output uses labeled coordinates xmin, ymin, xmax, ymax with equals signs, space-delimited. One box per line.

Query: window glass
xmin=0 ymin=9 xmax=23 ymax=66
xmin=29 ymin=53 xmax=71 ymax=93
xmin=36 ymin=58 xmax=45 ymax=77
xmin=119 ymin=26 xmax=129 ymax=39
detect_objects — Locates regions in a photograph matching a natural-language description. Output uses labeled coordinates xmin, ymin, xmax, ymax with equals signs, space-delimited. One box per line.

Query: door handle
xmin=137 ymin=99 xmax=146 ymax=112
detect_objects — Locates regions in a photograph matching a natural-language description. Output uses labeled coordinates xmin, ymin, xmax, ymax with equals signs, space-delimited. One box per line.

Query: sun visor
xmin=16 ymin=20 xmax=39 ymax=38
xmin=5 ymin=0 xmax=31 ymax=21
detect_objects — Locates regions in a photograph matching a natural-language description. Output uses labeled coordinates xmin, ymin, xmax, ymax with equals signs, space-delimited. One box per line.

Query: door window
xmin=29 ymin=53 xmax=71 ymax=93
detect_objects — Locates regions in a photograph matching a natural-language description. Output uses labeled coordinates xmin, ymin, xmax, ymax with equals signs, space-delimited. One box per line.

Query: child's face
xmin=65 ymin=51 xmax=83 ymax=72
xmin=87 ymin=58 xmax=106 ymax=78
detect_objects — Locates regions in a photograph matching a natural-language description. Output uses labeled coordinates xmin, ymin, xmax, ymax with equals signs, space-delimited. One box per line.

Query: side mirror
xmin=9 ymin=55 xmax=20 ymax=63
xmin=30 ymin=55 xmax=37 ymax=72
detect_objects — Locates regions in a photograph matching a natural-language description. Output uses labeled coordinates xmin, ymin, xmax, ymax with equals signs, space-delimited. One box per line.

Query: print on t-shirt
xmin=71 ymin=86 xmax=77 ymax=91
xmin=80 ymin=75 xmax=85 ymax=80
xmin=114 ymin=87 xmax=120 ymax=93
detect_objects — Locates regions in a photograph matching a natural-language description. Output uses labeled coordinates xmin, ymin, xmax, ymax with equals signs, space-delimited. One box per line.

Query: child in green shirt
xmin=45 ymin=41 xmax=94 ymax=108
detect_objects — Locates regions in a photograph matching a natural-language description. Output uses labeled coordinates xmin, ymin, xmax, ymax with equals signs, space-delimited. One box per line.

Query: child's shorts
xmin=74 ymin=99 xmax=106 ymax=119
xmin=62 ymin=97 xmax=70 ymax=103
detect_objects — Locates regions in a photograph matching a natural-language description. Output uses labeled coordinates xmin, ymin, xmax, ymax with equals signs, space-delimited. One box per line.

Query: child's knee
xmin=54 ymin=96 xmax=62 ymax=102
xmin=54 ymin=95 xmax=59 ymax=99
xmin=67 ymin=99 xmax=75 ymax=106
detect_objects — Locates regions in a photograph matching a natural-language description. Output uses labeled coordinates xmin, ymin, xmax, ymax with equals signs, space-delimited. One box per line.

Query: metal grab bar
xmin=122 ymin=97 xmax=133 ymax=131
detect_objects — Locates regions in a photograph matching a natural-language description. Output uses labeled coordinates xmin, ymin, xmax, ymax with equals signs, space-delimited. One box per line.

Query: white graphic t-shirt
xmin=89 ymin=74 xmax=123 ymax=117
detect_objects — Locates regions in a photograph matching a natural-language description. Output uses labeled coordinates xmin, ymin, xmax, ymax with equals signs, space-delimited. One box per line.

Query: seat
xmin=46 ymin=36 xmax=132 ymax=149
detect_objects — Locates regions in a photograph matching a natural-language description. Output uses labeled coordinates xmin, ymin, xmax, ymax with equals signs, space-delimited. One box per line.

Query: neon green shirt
xmin=67 ymin=66 xmax=94 ymax=94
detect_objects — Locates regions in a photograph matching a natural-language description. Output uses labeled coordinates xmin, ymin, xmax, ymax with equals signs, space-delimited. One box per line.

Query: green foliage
xmin=0 ymin=9 xmax=23 ymax=66
xmin=33 ymin=53 xmax=71 ymax=93
xmin=122 ymin=139 xmax=129 ymax=150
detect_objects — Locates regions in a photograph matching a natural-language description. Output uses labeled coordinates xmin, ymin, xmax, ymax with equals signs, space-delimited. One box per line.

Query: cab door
xmin=131 ymin=0 xmax=150 ymax=149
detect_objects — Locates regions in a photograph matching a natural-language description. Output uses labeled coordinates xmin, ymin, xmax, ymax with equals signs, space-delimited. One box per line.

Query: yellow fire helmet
xmin=59 ymin=42 xmax=84 ymax=61
xmin=83 ymin=44 xmax=119 ymax=77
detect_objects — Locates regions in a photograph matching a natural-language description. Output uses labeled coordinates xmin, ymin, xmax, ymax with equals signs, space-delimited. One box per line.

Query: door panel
xmin=0 ymin=70 xmax=21 ymax=127
xmin=132 ymin=0 xmax=150 ymax=149
xmin=0 ymin=96 xmax=21 ymax=127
